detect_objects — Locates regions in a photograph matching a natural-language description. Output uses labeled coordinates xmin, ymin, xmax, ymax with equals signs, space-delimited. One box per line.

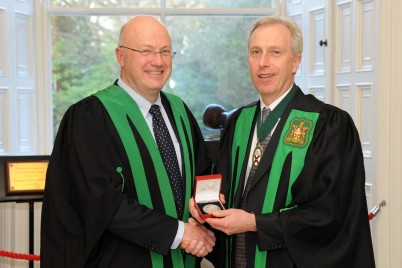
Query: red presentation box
xmin=194 ymin=174 xmax=225 ymax=219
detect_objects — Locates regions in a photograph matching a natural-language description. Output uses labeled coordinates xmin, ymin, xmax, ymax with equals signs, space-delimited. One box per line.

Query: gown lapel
xmin=246 ymin=91 xmax=299 ymax=194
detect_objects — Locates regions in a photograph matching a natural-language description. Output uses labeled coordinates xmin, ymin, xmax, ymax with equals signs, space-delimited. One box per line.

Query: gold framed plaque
xmin=5 ymin=160 xmax=49 ymax=195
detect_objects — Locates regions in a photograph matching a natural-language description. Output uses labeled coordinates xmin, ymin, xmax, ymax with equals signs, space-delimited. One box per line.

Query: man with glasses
xmin=41 ymin=15 xmax=214 ymax=267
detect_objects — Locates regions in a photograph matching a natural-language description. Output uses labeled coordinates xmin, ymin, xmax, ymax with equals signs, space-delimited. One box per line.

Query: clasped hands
xmin=180 ymin=195 xmax=257 ymax=257
xmin=180 ymin=218 xmax=215 ymax=257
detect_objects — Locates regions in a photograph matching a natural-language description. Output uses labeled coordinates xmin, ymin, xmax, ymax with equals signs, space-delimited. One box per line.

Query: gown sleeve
xmin=40 ymin=96 xmax=179 ymax=267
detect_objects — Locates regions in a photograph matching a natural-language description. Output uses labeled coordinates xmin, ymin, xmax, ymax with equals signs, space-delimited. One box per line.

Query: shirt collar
xmin=117 ymin=78 xmax=162 ymax=117
xmin=259 ymin=84 xmax=294 ymax=112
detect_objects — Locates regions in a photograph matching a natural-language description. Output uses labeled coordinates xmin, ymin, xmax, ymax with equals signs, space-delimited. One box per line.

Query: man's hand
xmin=189 ymin=198 xmax=205 ymax=224
xmin=205 ymin=208 xmax=256 ymax=235
xmin=179 ymin=218 xmax=216 ymax=257
xmin=189 ymin=194 xmax=226 ymax=224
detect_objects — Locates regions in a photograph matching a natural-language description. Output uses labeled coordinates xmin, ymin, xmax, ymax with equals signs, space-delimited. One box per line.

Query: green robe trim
xmin=230 ymin=106 xmax=319 ymax=267
xmin=229 ymin=105 xmax=257 ymax=267
xmin=230 ymin=105 xmax=258 ymax=206
xmin=165 ymin=93 xmax=195 ymax=222
xmin=254 ymin=109 xmax=319 ymax=267
xmin=95 ymin=85 xmax=195 ymax=268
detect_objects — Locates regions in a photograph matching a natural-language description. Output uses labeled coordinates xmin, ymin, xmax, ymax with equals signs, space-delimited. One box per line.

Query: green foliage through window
xmin=51 ymin=1 xmax=273 ymax=138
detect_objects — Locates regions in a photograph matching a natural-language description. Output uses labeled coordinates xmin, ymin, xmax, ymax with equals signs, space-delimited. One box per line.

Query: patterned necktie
xmin=234 ymin=107 xmax=271 ymax=268
xmin=149 ymin=104 xmax=184 ymax=218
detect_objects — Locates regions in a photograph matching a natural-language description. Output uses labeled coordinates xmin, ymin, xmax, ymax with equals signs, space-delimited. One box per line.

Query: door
xmin=287 ymin=0 xmax=379 ymax=260
xmin=332 ymin=0 xmax=378 ymax=253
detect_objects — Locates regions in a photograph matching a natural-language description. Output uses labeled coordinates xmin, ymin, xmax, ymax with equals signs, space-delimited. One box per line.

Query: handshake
xmin=180 ymin=195 xmax=222 ymax=257
xmin=180 ymin=217 xmax=215 ymax=257
xmin=180 ymin=194 xmax=256 ymax=257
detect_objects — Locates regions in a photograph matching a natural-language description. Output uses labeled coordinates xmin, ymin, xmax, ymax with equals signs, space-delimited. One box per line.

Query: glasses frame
xmin=119 ymin=45 xmax=176 ymax=58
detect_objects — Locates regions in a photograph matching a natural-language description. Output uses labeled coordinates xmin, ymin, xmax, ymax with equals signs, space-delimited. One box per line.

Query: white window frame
xmin=33 ymin=0 xmax=284 ymax=155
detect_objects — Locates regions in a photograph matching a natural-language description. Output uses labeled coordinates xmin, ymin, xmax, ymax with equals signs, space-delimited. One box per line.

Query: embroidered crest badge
xmin=284 ymin=118 xmax=313 ymax=148
xmin=252 ymin=143 xmax=263 ymax=169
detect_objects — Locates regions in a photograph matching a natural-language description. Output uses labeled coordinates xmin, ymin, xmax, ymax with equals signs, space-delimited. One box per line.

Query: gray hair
xmin=248 ymin=16 xmax=303 ymax=56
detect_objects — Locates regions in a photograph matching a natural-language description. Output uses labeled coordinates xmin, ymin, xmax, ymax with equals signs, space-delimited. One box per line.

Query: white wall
xmin=377 ymin=0 xmax=402 ymax=267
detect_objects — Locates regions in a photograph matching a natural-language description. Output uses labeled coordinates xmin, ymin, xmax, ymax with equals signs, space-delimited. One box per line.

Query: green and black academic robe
xmin=40 ymin=85 xmax=211 ymax=268
xmin=210 ymin=85 xmax=375 ymax=268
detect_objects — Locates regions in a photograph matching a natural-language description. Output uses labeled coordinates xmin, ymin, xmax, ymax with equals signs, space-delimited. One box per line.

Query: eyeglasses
xmin=119 ymin=45 xmax=176 ymax=59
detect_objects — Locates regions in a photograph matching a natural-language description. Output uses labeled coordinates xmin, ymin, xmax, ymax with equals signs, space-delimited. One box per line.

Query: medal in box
xmin=194 ymin=174 xmax=224 ymax=219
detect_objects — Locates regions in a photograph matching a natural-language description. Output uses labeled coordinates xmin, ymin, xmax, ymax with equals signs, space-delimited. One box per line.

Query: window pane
xmin=51 ymin=16 xmax=128 ymax=133
xmin=51 ymin=0 xmax=160 ymax=8
xmin=51 ymin=0 xmax=272 ymax=9
xmin=167 ymin=0 xmax=273 ymax=8
xmin=166 ymin=0 xmax=272 ymax=8
xmin=167 ymin=16 xmax=259 ymax=138
xmin=51 ymin=15 xmax=260 ymax=139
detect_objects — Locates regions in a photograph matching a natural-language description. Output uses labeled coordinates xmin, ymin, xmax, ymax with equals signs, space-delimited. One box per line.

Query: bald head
xmin=118 ymin=16 xmax=171 ymax=47
xmin=115 ymin=15 xmax=174 ymax=103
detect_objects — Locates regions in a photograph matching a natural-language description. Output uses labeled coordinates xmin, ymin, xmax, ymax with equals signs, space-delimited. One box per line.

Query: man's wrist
xmin=171 ymin=220 xmax=184 ymax=249
xmin=249 ymin=213 xmax=257 ymax=232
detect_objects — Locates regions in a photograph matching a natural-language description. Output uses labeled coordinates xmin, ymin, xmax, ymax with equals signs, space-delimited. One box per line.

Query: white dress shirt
xmin=117 ymin=79 xmax=184 ymax=249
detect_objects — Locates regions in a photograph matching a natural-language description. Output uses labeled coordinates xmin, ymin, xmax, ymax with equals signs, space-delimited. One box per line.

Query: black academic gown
xmin=211 ymin=87 xmax=375 ymax=268
xmin=40 ymin=90 xmax=211 ymax=268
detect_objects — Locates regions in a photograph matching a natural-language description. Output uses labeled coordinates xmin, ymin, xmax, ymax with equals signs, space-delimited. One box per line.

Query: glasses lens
xmin=140 ymin=50 xmax=152 ymax=56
